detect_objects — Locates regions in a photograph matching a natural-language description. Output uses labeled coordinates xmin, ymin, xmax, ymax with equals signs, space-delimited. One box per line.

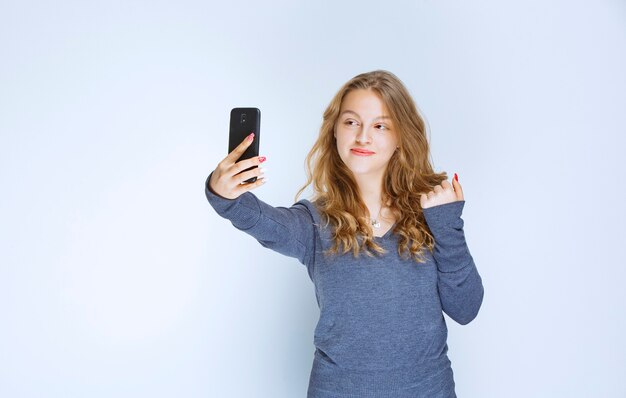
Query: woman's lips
xmin=350 ymin=149 xmax=375 ymax=156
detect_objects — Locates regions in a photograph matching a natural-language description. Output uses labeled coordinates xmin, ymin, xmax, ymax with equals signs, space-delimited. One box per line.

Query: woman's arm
xmin=422 ymin=200 xmax=485 ymax=325
xmin=205 ymin=172 xmax=316 ymax=267
xmin=204 ymin=132 xmax=316 ymax=267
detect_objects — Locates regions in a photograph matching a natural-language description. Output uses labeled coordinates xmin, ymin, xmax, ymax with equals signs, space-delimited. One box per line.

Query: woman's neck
xmin=352 ymin=173 xmax=396 ymax=235
xmin=353 ymin=173 xmax=386 ymax=215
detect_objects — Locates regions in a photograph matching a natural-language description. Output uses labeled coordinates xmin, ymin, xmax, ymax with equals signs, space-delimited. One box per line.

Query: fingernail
xmin=247 ymin=132 xmax=255 ymax=142
xmin=258 ymin=156 xmax=266 ymax=163
xmin=259 ymin=167 xmax=267 ymax=174
xmin=454 ymin=173 xmax=459 ymax=182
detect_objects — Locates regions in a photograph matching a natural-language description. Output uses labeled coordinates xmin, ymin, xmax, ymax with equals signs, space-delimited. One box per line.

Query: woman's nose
xmin=355 ymin=127 xmax=371 ymax=144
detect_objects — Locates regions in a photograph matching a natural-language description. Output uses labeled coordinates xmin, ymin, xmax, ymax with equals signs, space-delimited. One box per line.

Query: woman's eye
xmin=376 ymin=124 xmax=388 ymax=130
xmin=345 ymin=120 xmax=357 ymax=126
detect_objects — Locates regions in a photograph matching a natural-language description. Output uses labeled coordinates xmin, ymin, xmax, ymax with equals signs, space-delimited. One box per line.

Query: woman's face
xmin=334 ymin=89 xmax=399 ymax=180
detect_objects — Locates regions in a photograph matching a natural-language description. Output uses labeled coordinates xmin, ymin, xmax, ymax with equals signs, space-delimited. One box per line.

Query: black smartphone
xmin=229 ymin=107 xmax=261 ymax=183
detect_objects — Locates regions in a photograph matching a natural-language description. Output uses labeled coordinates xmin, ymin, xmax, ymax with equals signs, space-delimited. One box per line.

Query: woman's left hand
xmin=420 ymin=173 xmax=464 ymax=209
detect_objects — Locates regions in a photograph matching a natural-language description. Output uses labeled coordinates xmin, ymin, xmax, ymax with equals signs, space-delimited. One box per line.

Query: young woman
xmin=205 ymin=70 xmax=484 ymax=397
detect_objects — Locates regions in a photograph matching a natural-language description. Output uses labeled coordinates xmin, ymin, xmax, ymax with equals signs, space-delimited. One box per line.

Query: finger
xmin=441 ymin=180 xmax=455 ymax=195
xmin=452 ymin=174 xmax=464 ymax=200
xmin=433 ymin=185 xmax=444 ymax=193
xmin=232 ymin=173 xmax=267 ymax=195
xmin=231 ymin=155 xmax=266 ymax=175
xmin=225 ymin=132 xmax=255 ymax=165
xmin=234 ymin=165 xmax=266 ymax=185
xmin=420 ymin=193 xmax=427 ymax=208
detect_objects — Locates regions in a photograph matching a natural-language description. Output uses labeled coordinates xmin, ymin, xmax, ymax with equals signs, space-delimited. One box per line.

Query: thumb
xmin=420 ymin=193 xmax=427 ymax=208
xmin=452 ymin=173 xmax=464 ymax=201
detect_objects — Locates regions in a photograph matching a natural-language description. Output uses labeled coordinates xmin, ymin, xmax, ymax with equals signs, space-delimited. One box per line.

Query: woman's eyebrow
xmin=340 ymin=110 xmax=391 ymax=121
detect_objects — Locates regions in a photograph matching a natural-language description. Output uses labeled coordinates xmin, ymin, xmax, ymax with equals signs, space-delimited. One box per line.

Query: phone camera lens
xmin=241 ymin=114 xmax=247 ymax=123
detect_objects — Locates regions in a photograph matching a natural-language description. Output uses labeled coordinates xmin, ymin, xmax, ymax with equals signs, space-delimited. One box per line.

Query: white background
xmin=1 ymin=0 xmax=625 ymax=397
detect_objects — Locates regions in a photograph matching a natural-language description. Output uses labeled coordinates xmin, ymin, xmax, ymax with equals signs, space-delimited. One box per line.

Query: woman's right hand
xmin=208 ymin=132 xmax=267 ymax=199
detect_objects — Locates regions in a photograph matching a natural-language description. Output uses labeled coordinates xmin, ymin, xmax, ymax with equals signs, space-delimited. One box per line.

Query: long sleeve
xmin=422 ymin=200 xmax=484 ymax=325
xmin=204 ymin=171 xmax=316 ymax=267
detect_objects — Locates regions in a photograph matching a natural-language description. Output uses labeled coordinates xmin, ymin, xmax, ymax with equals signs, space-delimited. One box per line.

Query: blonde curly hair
xmin=295 ymin=70 xmax=448 ymax=263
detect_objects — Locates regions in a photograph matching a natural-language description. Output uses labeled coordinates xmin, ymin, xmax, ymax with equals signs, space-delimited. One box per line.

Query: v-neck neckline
xmin=373 ymin=222 xmax=396 ymax=239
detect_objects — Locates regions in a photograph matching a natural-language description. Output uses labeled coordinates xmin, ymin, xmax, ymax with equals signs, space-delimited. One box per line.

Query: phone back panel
xmin=229 ymin=107 xmax=260 ymax=162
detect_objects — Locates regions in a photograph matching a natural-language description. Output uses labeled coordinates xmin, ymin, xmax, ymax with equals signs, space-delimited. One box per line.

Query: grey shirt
xmin=205 ymin=173 xmax=484 ymax=397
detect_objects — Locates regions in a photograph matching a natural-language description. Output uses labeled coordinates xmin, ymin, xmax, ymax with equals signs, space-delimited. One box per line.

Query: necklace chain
xmin=371 ymin=205 xmax=383 ymax=228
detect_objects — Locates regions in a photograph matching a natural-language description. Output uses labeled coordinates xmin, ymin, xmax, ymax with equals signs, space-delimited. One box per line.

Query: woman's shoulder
xmin=293 ymin=198 xmax=330 ymax=235
xmin=293 ymin=198 xmax=321 ymax=219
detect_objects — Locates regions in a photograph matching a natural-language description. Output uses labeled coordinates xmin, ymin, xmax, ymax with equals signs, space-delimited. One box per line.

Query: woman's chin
xmin=346 ymin=166 xmax=383 ymax=178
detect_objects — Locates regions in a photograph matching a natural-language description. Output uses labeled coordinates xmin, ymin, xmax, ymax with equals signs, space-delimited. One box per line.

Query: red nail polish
xmin=258 ymin=156 xmax=266 ymax=163
xmin=454 ymin=173 xmax=459 ymax=182
xmin=247 ymin=132 xmax=255 ymax=141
